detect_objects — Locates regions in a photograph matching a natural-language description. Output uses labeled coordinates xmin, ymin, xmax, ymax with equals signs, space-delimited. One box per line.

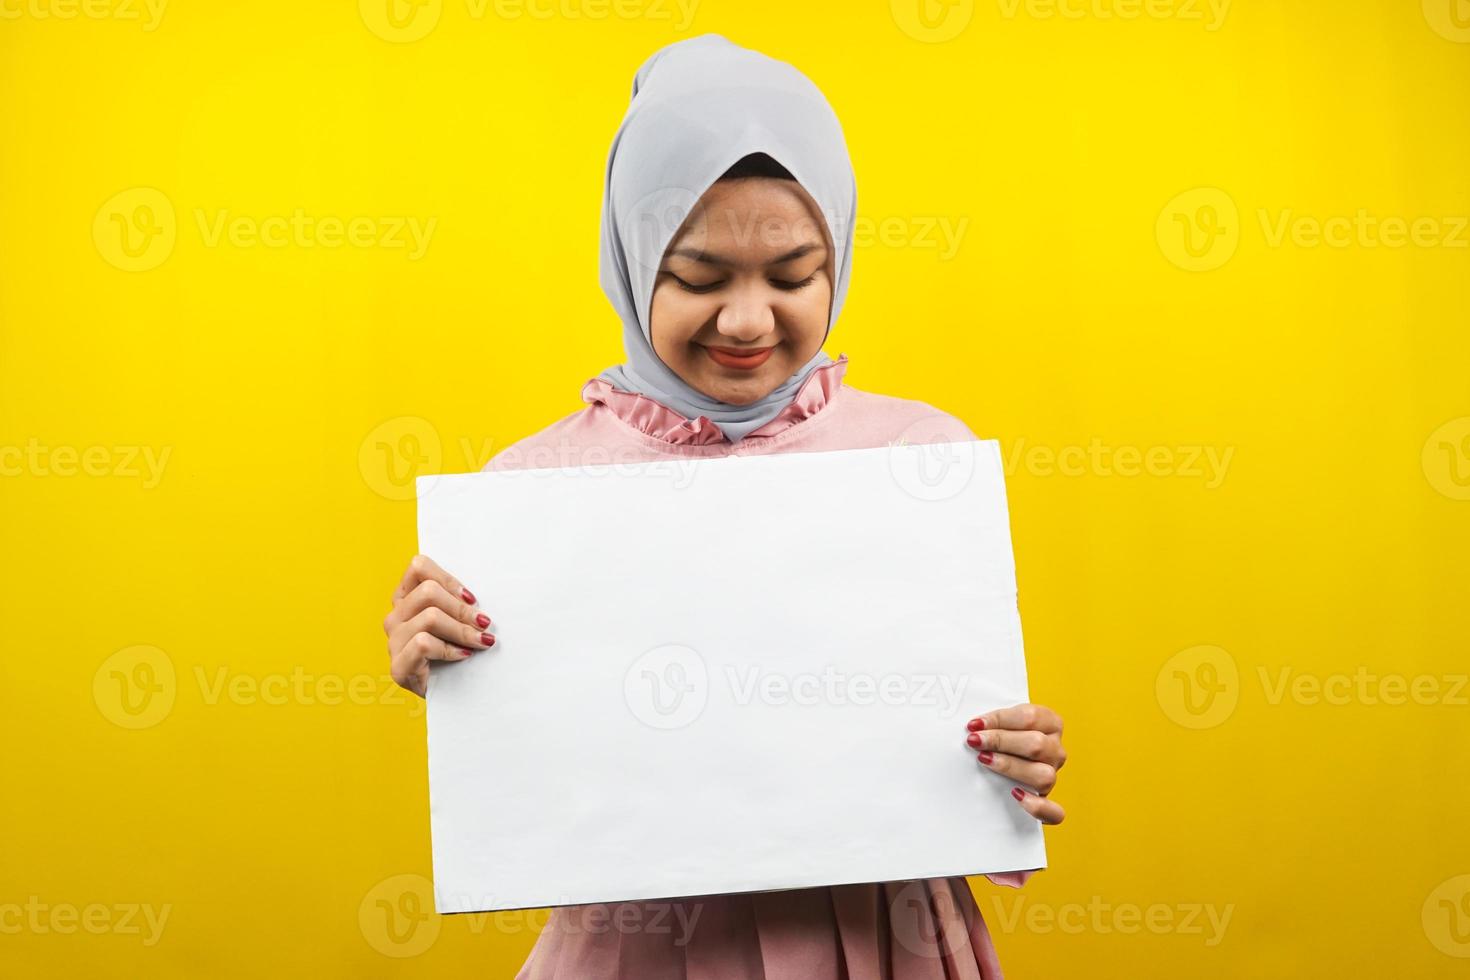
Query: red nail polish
xmin=475 ymin=613 xmax=490 ymax=628
xmin=967 ymin=718 xmax=986 ymax=732
xmin=966 ymin=733 xmax=982 ymax=747
xmin=461 ymin=587 xmax=477 ymax=605
xmin=481 ymin=632 xmax=496 ymax=646
xmin=1011 ymin=787 xmax=1025 ymax=802
xmin=979 ymin=751 xmax=994 ymax=765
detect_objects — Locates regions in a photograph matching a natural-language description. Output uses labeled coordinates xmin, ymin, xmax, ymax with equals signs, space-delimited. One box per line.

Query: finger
xmin=401 ymin=660 xmax=428 ymax=699
xmin=976 ymin=751 xmax=1058 ymax=796
xmin=385 ymin=578 xmax=491 ymax=635
xmin=966 ymin=728 xmax=1066 ymax=768
xmin=391 ymin=606 xmax=496 ymax=657
xmin=392 ymin=553 xmax=478 ymax=608
xmin=1010 ymin=786 xmax=1065 ymax=825
xmin=390 ymin=631 xmax=474 ymax=694
xmin=967 ymin=702 xmax=1062 ymax=736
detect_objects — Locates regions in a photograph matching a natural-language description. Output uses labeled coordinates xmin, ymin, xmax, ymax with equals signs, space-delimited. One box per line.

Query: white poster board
xmin=418 ymin=439 xmax=1045 ymax=913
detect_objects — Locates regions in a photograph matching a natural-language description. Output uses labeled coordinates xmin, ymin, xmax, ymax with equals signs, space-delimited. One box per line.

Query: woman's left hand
xmin=965 ymin=703 xmax=1067 ymax=825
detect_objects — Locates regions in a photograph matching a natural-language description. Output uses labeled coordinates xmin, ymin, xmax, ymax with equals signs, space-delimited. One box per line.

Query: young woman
xmin=382 ymin=34 xmax=1067 ymax=980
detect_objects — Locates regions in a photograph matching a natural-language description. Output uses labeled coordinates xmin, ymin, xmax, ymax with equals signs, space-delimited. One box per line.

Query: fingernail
xmin=480 ymin=632 xmax=496 ymax=647
xmin=461 ymin=587 xmax=478 ymax=605
xmin=966 ymin=733 xmax=982 ymax=748
xmin=967 ymin=718 xmax=986 ymax=732
xmin=475 ymin=613 xmax=491 ymax=628
xmin=1011 ymin=787 xmax=1025 ymax=802
xmin=455 ymin=645 xmax=473 ymax=657
xmin=978 ymin=751 xmax=994 ymax=765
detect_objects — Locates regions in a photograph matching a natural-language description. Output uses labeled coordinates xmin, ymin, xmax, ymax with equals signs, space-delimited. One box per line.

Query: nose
xmin=714 ymin=282 xmax=776 ymax=342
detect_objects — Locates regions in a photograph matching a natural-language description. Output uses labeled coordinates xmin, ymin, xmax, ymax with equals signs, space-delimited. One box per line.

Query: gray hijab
xmin=595 ymin=33 xmax=856 ymax=443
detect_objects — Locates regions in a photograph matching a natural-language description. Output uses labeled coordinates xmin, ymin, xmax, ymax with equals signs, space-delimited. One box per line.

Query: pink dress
xmin=484 ymin=353 xmax=1040 ymax=980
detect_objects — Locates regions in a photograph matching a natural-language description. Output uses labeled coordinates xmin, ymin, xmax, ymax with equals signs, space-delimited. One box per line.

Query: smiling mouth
xmin=703 ymin=344 xmax=777 ymax=370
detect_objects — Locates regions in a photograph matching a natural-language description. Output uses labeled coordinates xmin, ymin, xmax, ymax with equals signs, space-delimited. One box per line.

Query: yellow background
xmin=3 ymin=0 xmax=1468 ymax=976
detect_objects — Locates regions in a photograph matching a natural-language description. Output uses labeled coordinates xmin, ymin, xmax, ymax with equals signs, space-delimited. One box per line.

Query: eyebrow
xmin=666 ymin=242 xmax=826 ymax=267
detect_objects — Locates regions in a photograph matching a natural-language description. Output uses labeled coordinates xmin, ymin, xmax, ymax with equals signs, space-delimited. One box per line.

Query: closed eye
xmin=669 ymin=274 xmax=723 ymax=294
xmin=772 ymin=273 xmax=818 ymax=291
xmin=667 ymin=272 xmax=818 ymax=294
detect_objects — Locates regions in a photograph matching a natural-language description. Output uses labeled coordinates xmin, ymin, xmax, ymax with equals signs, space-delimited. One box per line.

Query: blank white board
xmin=417 ymin=439 xmax=1045 ymax=914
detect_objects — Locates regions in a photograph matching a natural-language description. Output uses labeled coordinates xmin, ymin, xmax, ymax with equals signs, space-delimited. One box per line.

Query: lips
xmin=704 ymin=345 xmax=776 ymax=370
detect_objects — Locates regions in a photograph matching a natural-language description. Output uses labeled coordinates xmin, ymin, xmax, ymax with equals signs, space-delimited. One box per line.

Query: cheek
xmin=649 ymin=286 xmax=710 ymax=360
xmin=796 ymin=285 xmax=830 ymax=321
xmin=780 ymin=283 xmax=832 ymax=345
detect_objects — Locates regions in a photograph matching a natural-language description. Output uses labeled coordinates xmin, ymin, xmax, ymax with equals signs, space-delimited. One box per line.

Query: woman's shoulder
xmin=480 ymin=405 xmax=609 ymax=473
xmin=822 ymin=382 xmax=980 ymax=446
xmin=479 ymin=381 xmax=983 ymax=473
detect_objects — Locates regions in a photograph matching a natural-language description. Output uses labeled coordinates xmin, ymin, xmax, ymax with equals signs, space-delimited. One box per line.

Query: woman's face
xmin=650 ymin=177 xmax=833 ymax=406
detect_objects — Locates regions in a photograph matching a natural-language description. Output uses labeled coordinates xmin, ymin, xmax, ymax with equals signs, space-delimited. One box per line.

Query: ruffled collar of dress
xmin=580 ymin=353 xmax=849 ymax=447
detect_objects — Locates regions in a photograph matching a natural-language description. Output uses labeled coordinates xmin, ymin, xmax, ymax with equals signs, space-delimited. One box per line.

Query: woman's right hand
xmin=384 ymin=554 xmax=496 ymax=698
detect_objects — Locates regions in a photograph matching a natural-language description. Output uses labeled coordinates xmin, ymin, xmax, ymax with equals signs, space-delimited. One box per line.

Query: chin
xmin=694 ymin=370 xmax=779 ymax=406
xmin=701 ymin=379 xmax=764 ymax=405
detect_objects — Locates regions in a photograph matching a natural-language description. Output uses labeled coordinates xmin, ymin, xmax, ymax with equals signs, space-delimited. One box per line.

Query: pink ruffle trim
xmin=580 ymin=353 xmax=850 ymax=446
